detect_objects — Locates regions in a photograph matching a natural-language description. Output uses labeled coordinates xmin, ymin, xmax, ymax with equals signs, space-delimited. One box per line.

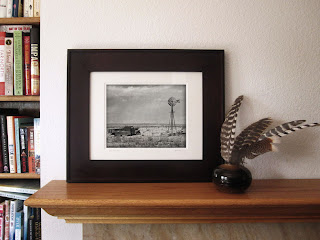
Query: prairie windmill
xmin=167 ymin=97 xmax=180 ymax=136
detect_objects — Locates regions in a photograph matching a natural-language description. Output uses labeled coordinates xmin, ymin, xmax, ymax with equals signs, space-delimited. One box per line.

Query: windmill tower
xmin=168 ymin=97 xmax=180 ymax=136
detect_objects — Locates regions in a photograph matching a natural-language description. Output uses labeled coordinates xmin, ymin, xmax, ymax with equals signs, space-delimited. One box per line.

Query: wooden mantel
xmin=25 ymin=180 xmax=320 ymax=224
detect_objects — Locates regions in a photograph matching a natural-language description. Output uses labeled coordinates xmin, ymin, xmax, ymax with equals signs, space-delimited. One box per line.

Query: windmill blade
xmin=220 ymin=95 xmax=244 ymax=162
xmin=259 ymin=120 xmax=306 ymax=140
xmin=230 ymin=118 xmax=272 ymax=164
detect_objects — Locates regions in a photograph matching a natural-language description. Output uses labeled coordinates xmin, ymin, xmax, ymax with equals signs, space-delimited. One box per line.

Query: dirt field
xmin=107 ymin=126 xmax=186 ymax=148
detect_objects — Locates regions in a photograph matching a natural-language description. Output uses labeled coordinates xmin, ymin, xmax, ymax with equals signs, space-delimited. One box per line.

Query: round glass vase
xmin=213 ymin=164 xmax=252 ymax=193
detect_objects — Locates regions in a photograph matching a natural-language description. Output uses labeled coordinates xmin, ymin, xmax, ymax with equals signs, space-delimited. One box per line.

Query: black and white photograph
xmin=106 ymin=85 xmax=186 ymax=148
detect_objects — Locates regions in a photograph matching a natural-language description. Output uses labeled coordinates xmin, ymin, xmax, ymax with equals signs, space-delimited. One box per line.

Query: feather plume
xmin=259 ymin=120 xmax=306 ymax=140
xmin=241 ymin=122 xmax=319 ymax=160
xmin=230 ymin=118 xmax=272 ymax=164
xmin=220 ymin=95 xmax=243 ymax=162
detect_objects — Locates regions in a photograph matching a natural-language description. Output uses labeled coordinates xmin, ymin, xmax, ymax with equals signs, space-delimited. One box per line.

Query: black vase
xmin=213 ymin=164 xmax=252 ymax=193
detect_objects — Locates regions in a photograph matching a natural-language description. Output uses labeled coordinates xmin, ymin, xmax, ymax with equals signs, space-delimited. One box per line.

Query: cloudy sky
xmin=106 ymin=85 xmax=186 ymax=124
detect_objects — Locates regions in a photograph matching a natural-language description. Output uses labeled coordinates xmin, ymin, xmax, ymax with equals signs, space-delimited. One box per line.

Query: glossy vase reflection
xmin=213 ymin=164 xmax=252 ymax=193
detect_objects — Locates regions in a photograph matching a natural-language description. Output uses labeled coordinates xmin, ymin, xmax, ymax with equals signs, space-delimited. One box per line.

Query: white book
xmin=0 ymin=34 xmax=5 ymax=96
xmin=34 ymin=118 xmax=40 ymax=175
xmin=6 ymin=0 xmax=12 ymax=17
xmin=0 ymin=25 xmax=32 ymax=33
xmin=0 ymin=191 xmax=30 ymax=201
xmin=7 ymin=116 xmax=16 ymax=173
xmin=23 ymin=206 xmax=30 ymax=240
xmin=23 ymin=0 xmax=33 ymax=17
xmin=0 ymin=0 xmax=7 ymax=18
xmin=4 ymin=35 xmax=13 ymax=95
xmin=33 ymin=0 xmax=40 ymax=17
xmin=9 ymin=200 xmax=23 ymax=240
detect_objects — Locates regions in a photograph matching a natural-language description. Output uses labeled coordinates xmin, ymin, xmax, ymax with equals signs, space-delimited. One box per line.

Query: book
xmin=19 ymin=128 xmax=28 ymax=173
xmin=6 ymin=0 xmax=12 ymax=18
xmin=23 ymin=34 xmax=31 ymax=96
xmin=30 ymin=28 xmax=39 ymax=96
xmin=0 ymin=202 xmax=4 ymax=240
xmin=33 ymin=118 xmax=40 ymax=175
xmin=33 ymin=0 xmax=40 ymax=17
xmin=0 ymin=32 xmax=5 ymax=95
xmin=0 ymin=115 xmax=9 ymax=173
xmin=33 ymin=209 xmax=40 ymax=240
xmin=22 ymin=206 xmax=30 ymax=240
xmin=0 ymin=138 xmax=3 ymax=173
xmin=6 ymin=116 xmax=17 ymax=173
xmin=0 ymin=180 xmax=39 ymax=194
xmin=15 ymin=117 xmax=34 ymax=173
xmin=0 ymin=25 xmax=32 ymax=34
xmin=23 ymin=0 xmax=33 ymax=17
xmin=9 ymin=200 xmax=23 ymax=240
xmin=27 ymin=215 xmax=34 ymax=240
xmin=13 ymin=31 xmax=23 ymax=96
xmin=4 ymin=33 xmax=13 ymax=96
xmin=12 ymin=0 xmax=18 ymax=17
xmin=4 ymin=200 xmax=9 ymax=240
xmin=14 ymin=211 xmax=23 ymax=240
xmin=27 ymin=126 xmax=35 ymax=173
xmin=0 ymin=192 xmax=30 ymax=201
xmin=0 ymin=0 xmax=6 ymax=18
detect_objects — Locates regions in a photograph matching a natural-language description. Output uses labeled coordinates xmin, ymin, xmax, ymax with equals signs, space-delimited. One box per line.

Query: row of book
xmin=0 ymin=25 xmax=40 ymax=96
xmin=0 ymin=179 xmax=40 ymax=240
xmin=0 ymin=0 xmax=40 ymax=18
xmin=0 ymin=115 xmax=40 ymax=174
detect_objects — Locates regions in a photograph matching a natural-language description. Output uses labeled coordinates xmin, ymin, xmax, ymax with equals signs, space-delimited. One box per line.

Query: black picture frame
xmin=67 ymin=49 xmax=224 ymax=183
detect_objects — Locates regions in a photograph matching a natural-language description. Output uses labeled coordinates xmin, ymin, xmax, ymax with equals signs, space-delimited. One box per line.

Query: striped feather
xmin=230 ymin=118 xmax=272 ymax=164
xmin=259 ymin=120 xmax=305 ymax=140
xmin=220 ymin=95 xmax=243 ymax=162
xmin=243 ymin=138 xmax=277 ymax=160
xmin=270 ymin=122 xmax=319 ymax=137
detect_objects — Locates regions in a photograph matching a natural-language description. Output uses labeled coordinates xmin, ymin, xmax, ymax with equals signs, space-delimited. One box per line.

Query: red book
xmin=23 ymin=33 xmax=31 ymax=95
xmin=27 ymin=126 xmax=35 ymax=173
xmin=0 ymin=32 xmax=5 ymax=95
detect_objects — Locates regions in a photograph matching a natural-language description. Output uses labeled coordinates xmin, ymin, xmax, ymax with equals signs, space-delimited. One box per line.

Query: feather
xmin=229 ymin=118 xmax=272 ymax=164
xmin=220 ymin=95 xmax=244 ymax=162
xmin=243 ymin=122 xmax=319 ymax=160
xmin=243 ymin=138 xmax=277 ymax=160
xmin=259 ymin=120 xmax=305 ymax=140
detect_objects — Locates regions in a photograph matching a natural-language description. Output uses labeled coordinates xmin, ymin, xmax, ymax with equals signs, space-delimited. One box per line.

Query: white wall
xmin=41 ymin=0 xmax=320 ymax=239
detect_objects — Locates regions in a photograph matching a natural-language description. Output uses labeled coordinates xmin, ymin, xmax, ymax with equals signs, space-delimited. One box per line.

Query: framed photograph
xmin=67 ymin=49 xmax=224 ymax=182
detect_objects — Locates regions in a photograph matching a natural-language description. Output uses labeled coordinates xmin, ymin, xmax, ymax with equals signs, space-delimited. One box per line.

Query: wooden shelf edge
xmin=0 ymin=96 xmax=40 ymax=102
xmin=24 ymin=180 xmax=320 ymax=224
xmin=0 ymin=17 xmax=40 ymax=25
xmin=0 ymin=173 xmax=40 ymax=179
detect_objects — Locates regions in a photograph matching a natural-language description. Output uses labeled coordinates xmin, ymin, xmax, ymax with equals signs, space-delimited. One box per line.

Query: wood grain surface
xmin=25 ymin=180 xmax=320 ymax=224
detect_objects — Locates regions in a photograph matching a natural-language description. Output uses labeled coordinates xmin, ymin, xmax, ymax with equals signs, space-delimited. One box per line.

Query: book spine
xmin=30 ymin=28 xmax=39 ymax=96
xmin=34 ymin=118 xmax=40 ymax=175
xmin=0 ymin=203 xmax=4 ymax=240
xmin=27 ymin=127 xmax=35 ymax=173
xmin=0 ymin=192 xmax=29 ymax=201
xmin=20 ymin=128 xmax=28 ymax=173
xmin=0 ymin=25 xmax=32 ymax=34
xmin=33 ymin=0 xmax=40 ymax=17
xmin=12 ymin=0 xmax=18 ymax=17
xmin=0 ymin=32 xmax=5 ymax=95
xmin=14 ymin=118 xmax=21 ymax=173
xmin=4 ymin=200 xmax=9 ymax=240
xmin=24 ymin=34 xmax=31 ymax=96
xmin=4 ymin=33 xmax=13 ymax=96
xmin=9 ymin=201 xmax=15 ymax=240
xmin=14 ymin=211 xmax=22 ymax=240
xmin=0 ymin=137 xmax=3 ymax=172
xmin=13 ymin=31 xmax=23 ymax=95
xmin=7 ymin=116 xmax=16 ymax=173
xmin=0 ymin=0 xmax=7 ymax=18
xmin=22 ymin=206 xmax=28 ymax=240
xmin=0 ymin=115 xmax=9 ymax=173
xmin=6 ymin=0 xmax=12 ymax=18
xmin=23 ymin=0 xmax=32 ymax=17
xmin=17 ymin=0 xmax=22 ymax=17
xmin=27 ymin=215 xmax=34 ymax=240
xmin=33 ymin=209 xmax=40 ymax=240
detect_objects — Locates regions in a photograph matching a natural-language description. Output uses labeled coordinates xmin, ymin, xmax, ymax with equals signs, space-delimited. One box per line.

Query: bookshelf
xmin=0 ymin=17 xmax=40 ymax=178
